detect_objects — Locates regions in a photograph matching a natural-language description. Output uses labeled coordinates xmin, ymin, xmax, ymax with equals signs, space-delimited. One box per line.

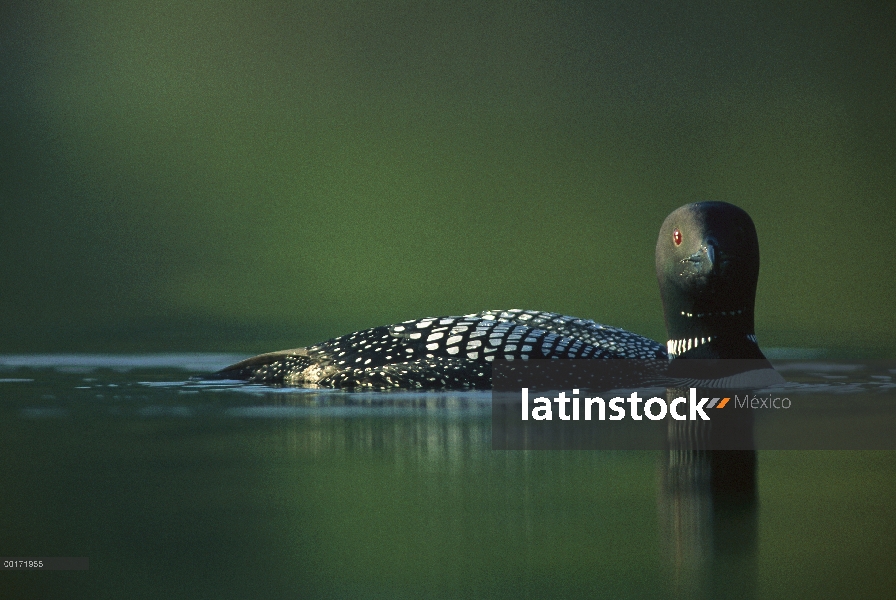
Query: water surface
xmin=1 ymin=354 xmax=893 ymax=599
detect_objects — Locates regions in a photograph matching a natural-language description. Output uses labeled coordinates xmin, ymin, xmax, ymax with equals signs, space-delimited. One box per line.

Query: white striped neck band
xmin=666 ymin=334 xmax=758 ymax=358
xmin=679 ymin=308 xmax=745 ymax=318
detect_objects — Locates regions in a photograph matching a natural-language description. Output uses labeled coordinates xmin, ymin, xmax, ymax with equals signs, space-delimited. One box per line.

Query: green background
xmin=2 ymin=1 xmax=894 ymax=354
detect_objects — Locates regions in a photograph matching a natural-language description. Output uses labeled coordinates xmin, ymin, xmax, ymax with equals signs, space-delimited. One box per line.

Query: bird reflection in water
xmin=658 ymin=388 xmax=758 ymax=600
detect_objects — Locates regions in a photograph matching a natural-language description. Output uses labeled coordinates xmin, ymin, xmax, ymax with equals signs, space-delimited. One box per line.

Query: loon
xmin=211 ymin=201 xmax=764 ymax=388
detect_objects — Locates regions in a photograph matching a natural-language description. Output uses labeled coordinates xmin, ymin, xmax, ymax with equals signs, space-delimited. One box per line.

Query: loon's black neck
xmin=664 ymin=302 xmax=762 ymax=359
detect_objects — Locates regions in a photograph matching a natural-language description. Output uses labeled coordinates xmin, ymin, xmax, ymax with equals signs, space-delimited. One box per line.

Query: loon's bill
xmin=210 ymin=201 xmax=765 ymax=388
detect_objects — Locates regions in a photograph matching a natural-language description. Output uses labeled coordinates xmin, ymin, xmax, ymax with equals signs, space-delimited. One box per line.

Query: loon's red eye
xmin=672 ymin=228 xmax=682 ymax=245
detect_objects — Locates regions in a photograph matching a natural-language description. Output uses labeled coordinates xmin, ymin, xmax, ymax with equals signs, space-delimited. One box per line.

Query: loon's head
xmin=656 ymin=202 xmax=763 ymax=359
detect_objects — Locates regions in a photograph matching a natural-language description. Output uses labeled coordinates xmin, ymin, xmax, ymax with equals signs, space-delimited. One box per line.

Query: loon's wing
xmin=473 ymin=309 xmax=667 ymax=359
xmin=209 ymin=314 xmax=645 ymax=388
xmin=314 ymin=318 xmax=617 ymax=388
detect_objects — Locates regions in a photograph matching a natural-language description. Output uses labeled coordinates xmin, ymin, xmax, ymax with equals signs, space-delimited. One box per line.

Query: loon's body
xmin=212 ymin=201 xmax=764 ymax=388
xmin=214 ymin=309 xmax=666 ymax=388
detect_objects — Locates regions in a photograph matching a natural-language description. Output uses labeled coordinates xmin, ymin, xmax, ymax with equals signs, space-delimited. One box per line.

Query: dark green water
xmin=1 ymin=355 xmax=893 ymax=599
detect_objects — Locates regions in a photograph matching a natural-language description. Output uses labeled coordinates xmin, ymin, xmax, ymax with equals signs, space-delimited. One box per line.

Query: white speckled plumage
xmin=215 ymin=309 xmax=666 ymax=389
